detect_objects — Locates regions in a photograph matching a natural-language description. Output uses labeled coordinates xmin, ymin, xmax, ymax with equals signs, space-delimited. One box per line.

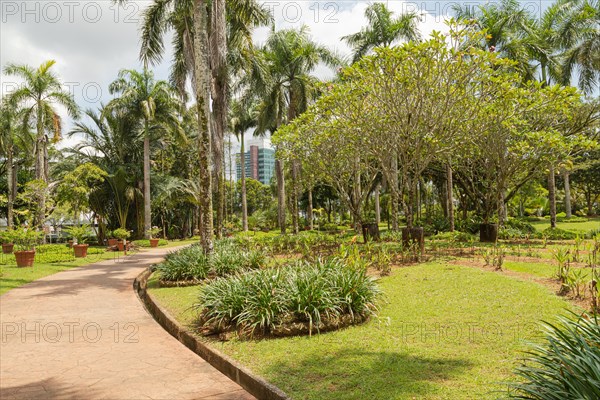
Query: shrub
xmin=210 ymin=239 xmax=264 ymax=275
xmin=542 ymin=227 xmax=577 ymax=240
xmin=508 ymin=313 xmax=600 ymax=399
xmin=506 ymin=219 xmax=537 ymax=235
xmin=155 ymin=245 xmax=210 ymax=281
xmin=112 ymin=228 xmax=130 ymax=240
xmin=133 ymin=239 xmax=168 ymax=247
xmin=155 ymin=239 xmax=264 ymax=282
xmin=431 ymin=231 xmax=476 ymax=243
xmin=196 ymin=258 xmax=380 ymax=336
xmin=455 ymin=216 xmax=484 ymax=234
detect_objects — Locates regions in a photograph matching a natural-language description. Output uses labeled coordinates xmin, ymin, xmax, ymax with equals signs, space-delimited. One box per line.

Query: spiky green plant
xmin=508 ymin=313 xmax=600 ymax=399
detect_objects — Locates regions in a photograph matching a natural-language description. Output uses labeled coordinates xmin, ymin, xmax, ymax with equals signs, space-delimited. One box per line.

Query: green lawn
xmin=528 ymin=217 xmax=600 ymax=233
xmin=148 ymin=261 xmax=577 ymax=399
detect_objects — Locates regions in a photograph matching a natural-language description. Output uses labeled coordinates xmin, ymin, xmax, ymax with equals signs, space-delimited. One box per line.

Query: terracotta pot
xmin=117 ymin=241 xmax=125 ymax=251
xmin=2 ymin=243 xmax=14 ymax=254
xmin=149 ymin=238 xmax=160 ymax=248
xmin=107 ymin=238 xmax=118 ymax=247
xmin=15 ymin=250 xmax=35 ymax=267
xmin=67 ymin=240 xmax=73 ymax=248
xmin=73 ymin=244 xmax=89 ymax=258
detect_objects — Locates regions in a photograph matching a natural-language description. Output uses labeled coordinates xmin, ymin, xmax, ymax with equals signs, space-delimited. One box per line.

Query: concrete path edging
xmin=134 ymin=268 xmax=290 ymax=400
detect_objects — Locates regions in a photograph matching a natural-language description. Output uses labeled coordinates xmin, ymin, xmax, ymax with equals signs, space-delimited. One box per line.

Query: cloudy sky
xmin=0 ymin=0 xmax=550 ymax=149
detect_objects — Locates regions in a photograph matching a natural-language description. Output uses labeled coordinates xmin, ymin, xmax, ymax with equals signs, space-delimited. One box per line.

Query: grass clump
xmin=155 ymin=245 xmax=210 ymax=282
xmin=508 ymin=313 xmax=600 ymax=399
xmin=155 ymin=239 xmax=265 ymax=283
xmin=196 ymin=258 xmax=380 ymax=337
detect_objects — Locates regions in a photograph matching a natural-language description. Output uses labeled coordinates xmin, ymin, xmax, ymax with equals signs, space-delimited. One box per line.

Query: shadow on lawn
xmin=263 ymin=347 xmax=473 ymax=399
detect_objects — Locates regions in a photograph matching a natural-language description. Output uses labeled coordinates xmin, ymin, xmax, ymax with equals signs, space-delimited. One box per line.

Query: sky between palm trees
xmin=1 ymin=0 xmax=595 ymax=150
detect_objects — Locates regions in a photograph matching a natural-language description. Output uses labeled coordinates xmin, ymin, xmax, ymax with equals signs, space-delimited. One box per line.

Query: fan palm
xmin=4 ymin=60 xmax=79 ymax=228
xmin=255 ymin=26 xmax=341 ymax=234
xmin=342 ymin=2 xmax=422 ymax=63
xmin=107 ymin=68 xmax=184 ymax=238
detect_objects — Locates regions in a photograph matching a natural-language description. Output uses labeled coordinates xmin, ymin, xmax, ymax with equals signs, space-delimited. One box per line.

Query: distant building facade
xmin=235 ymin=138 xmax=275 ymax=185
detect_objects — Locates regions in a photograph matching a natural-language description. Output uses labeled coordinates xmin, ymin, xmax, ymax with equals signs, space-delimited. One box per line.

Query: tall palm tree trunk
xmin=548 ymin=165 xmax=557 ymax=228
xmin=276 ymin=159 xmax=286 ymax=233
xmin=35 ymin=103 xmax=46 ymax=233
xmin=143 ymin=128 xmax=151 ymax=238
xmin=374 ymin=184 xmax=381 ymax=225
xmin=240 ymin=132 xmax=248 ymax=231
xmin=210 ymin=0 xmax=227 ymax=239
xmin=6 ymin=143 xmax=14 ymax=229
xmin=193 ymin=0 xmax=214 ymax=252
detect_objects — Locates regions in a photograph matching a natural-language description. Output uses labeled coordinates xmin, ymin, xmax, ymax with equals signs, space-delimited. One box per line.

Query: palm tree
xmin=4 ymin=60 xmax=79 ymax=229
xmin=136 ymin=0 xmax=271 ymax=243
xmin=0 ymin=100 xmax=34 ymax=229
xmin=107 ymin=68 xmax=184 ymax=238
xmin=555 ymin=0 xmax=600 ymax=94
xmin=255 ymin=26 xmax=340 ymax=234
xmin=342 ymin=2 xmax=422 ymax=63
xmin=229 ymin=99 xmax=259 ymax=231
xmin=453 ymin=0 xmax=535 ymax=78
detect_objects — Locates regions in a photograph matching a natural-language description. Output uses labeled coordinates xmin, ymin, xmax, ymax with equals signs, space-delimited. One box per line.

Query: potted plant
xmin=112 ymin=228 xmax=130 ymax=251
xmin=106 ymin=230 xmax=119 ymax=247
xmin=147 ymin=227 xmax=161 ymax=248
xmin=66 ymin=225 xmax=90 ymax=258
xmin=1 ymin=229 xmax=15 ymax=254
xmin=13 ymin=227 xmax=42 ymax=267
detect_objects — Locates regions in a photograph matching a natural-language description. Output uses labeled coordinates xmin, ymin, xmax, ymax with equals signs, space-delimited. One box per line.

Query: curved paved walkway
xmin=0 ymin=247 xmax=254 ymax=399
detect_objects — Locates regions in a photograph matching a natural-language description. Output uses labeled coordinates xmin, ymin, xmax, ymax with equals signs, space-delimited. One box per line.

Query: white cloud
xmin=1 ymin=0 xmax=451 ymax=148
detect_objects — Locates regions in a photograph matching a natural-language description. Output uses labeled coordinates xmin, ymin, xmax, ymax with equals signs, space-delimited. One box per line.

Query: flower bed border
xmin=133 ymin=267 xmax=289 ymax=400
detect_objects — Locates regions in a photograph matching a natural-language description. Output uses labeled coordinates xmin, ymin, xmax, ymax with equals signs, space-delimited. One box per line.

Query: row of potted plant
xmin=106 ymin=227 xmax=161 ymax=249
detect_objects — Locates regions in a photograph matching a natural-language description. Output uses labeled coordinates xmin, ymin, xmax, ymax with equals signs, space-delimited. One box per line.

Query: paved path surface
xmin=0 ymin=247 xmax=254 ymax=400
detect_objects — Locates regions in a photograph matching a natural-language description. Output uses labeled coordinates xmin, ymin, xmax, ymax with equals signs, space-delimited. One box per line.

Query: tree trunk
xmin=193 ymin=0 xmax=214 ymax=253
xmin=143 ymin=128 xmax=151 ymax=238
xmin=308 ymin=188 xmax=314 ymax=230
xmin=210 ymin=0 xmax=227 ymax=240
xmin=35 ymin=102 xmax=46 ymax=232
xmin=374 ymin=185 xmax=381 ymax=225
xmin=6 ymin=144 xmax=14 ymax=229
xmin=406 ymin=181 xmax=415 ymax=229
xmin=548 ymin=165 xmax=557 ymax=229
xmin=498 ymin=190 xmax=507 ymax=225
xmin=240 ymin=131 xmax=248 ymax=231
xmin=291 ymin=160 xmax=300 ymax=234
xmin=276 ymin=159 xmax=286 ymax=233
xmin=446 ymin=163 xmax=454 ymax=232
xmin=563 ymin=169 xmax=572 ymax=218
xmin=391 ymin=158 xmax=399 ymax=231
